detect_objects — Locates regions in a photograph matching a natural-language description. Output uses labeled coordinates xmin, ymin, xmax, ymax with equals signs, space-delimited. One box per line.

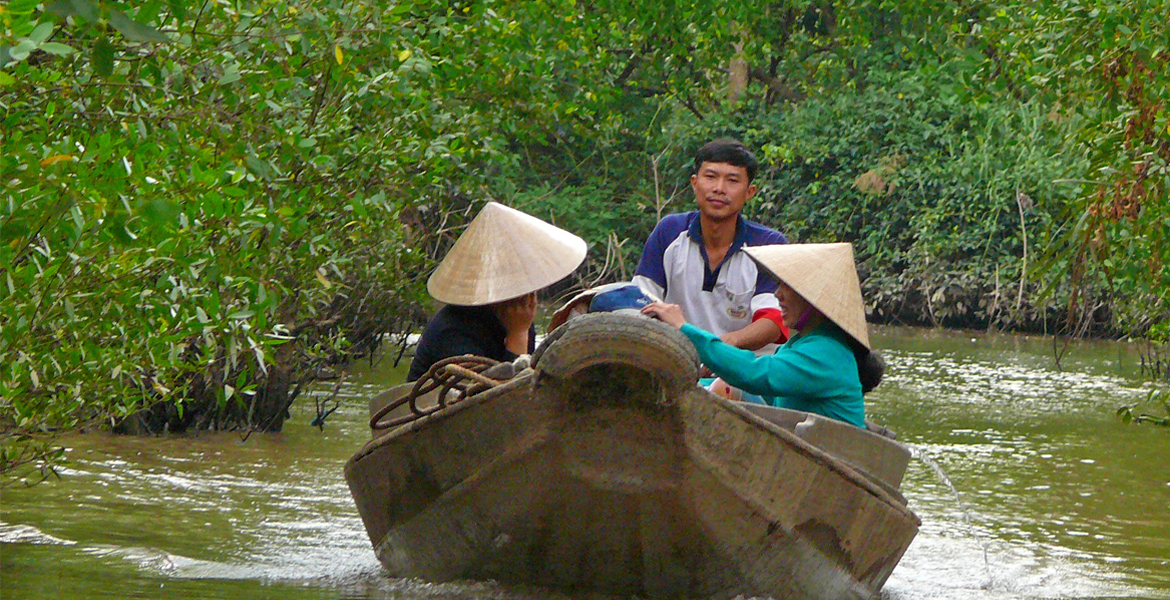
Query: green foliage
xmin=1117 ymin=388 xmax=1170 ymax=427
xmin=955 ymin=0 xmax=1169 ymax=339
xmin=507 ymin=181 xmax=654 ymax=285
xmin=636 ymin=77 xmax=1086 ymax=331
xmin=0 ymin=0 xmax=498 ymax=479
xmin=3 ymin=0 xmax=1168 ymax=477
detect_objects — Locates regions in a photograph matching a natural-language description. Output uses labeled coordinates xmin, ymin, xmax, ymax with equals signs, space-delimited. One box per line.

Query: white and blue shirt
xmin=633 ymin=211 xmax=787 ymax=339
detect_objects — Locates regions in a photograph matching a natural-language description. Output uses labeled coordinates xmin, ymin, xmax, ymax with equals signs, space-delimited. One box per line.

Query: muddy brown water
xmin=3 ymin=325 xmax=1168 ymax=599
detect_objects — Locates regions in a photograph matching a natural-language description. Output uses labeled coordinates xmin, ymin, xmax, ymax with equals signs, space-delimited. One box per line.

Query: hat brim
xmin=547 ymin=282 xmax=659 ymax=332
xmin=744 ymin=243 xmax=870 ymax=350
xmin=428 ymin=202 xmax=587 ymax=306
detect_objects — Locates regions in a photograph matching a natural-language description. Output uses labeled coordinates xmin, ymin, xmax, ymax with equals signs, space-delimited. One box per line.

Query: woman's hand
xmin=705 ymin=377 xmax=742 ymax=401
xmin=496 ymin=293 xmax=537 ymax=355
xmin=641 ymin=301 xmax=687 ymax=329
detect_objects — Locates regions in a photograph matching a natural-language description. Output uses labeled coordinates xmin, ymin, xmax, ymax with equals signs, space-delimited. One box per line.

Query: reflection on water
xmin=3 ymin=326 xmax=1169 ymax=600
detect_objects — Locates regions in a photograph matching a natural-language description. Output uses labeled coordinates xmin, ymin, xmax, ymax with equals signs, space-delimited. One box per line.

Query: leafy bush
xmin=503 ymin=181 xmax=656 ymax=288
xmin=0 ymin=0 xmax=503 ymax=481
xmin=648 ymin=74 xmax=1091 ymax=332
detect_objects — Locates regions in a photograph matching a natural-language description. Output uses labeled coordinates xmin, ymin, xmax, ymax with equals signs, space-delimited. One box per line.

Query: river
xmin=3 ymin=325 xmax=1168 ymax=599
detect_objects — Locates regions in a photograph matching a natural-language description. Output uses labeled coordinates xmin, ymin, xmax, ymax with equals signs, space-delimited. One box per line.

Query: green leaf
xmin=9 ymin=40 xmax=36 ymax=62
xmin=165 ymin=0 xmax=187 ymax=22
xmin=217 ymin=65 xmax=240 ymax=85
xmin=8 ymin=0 xmax=42 ymax=13
xmin=47 ymin=0 xmax=100 ymax=22
xmin=142 ymin=199 xmax=179 ymax=226
xmin=93 ymin=35 xmax=114 ymax=76
xmin=109 ymin=9 xmax=170 ymax=43
xmin=39 ymin=42 xmax=75 ymax=56
xmin=136 ymin=1 xmax=165 ymax=26
xmin=244 ymin=155 xmax=273 ymax=180
xmin=28 ymin=22 xmax=55 ymax=44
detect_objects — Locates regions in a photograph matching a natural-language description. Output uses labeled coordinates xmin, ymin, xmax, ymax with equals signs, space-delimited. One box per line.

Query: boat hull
xmin=345 ymin=314 xmax=919 ymax=599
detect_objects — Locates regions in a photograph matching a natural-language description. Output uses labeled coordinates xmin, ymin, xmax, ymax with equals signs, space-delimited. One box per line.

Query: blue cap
xmin=589 ymin=283 xmax=653 ymax=313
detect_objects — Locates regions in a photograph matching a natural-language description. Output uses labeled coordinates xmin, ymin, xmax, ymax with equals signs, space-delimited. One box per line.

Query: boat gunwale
xmin=348 ymin=370 xmax=538 ymax=463
xmin=686 ymin=391 xmax=920 ymax=525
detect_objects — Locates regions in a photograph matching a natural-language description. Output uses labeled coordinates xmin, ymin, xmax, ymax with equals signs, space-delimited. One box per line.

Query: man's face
xmin=691 ymin=161 xmax=757 ymax=222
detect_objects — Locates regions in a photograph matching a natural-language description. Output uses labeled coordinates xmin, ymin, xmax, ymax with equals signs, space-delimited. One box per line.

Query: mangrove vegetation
xmin=2 ymin=0 xmax=1167 ymax=483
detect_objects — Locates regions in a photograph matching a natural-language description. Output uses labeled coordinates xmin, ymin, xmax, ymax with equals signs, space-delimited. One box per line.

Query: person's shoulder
xmin=805 ymin=323 xmax=856 ymax=354
xmin=657 ymin=211 xmax=697 ymax=228
xmin=741 ymin=218 xmax=787 ymax=245
xmin=429 ymin=304 xmax=489 ymax=330
xmin=650 ymin=211 xmax=696 ymax=237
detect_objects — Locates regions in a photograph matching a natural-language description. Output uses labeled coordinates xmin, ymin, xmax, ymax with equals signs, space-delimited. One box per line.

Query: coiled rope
xmin=369 ymin=355 xmax=505 ymax=431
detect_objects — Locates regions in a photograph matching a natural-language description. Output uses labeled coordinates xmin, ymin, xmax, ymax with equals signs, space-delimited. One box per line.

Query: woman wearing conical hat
xmin=407 ymin=202 xmax=587 ymax=382
xmin=641 ymin=243 xmax=883 ymax=428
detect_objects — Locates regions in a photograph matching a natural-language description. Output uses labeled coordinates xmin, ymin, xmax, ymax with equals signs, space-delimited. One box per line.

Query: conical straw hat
xmin=743 ymin=243 xmax=870 ymax=350
xmin=427 ymin=202 xmax=587 ymax=306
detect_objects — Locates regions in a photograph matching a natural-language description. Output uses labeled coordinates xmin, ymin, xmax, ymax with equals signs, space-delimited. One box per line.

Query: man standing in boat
xmin=407 ymin=202 xmax=587 ymax=382
xmin=633 ymin=138 xmax=789 ymax=353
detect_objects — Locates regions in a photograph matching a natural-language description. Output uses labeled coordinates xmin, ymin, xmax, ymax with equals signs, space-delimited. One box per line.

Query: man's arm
xmin=720 ymin=317 xmax=783 ymax=351
xmin=732 ymin=221 xmax=789 ymax=351
xmin=732 ymin=275 xmax=791 ymax=350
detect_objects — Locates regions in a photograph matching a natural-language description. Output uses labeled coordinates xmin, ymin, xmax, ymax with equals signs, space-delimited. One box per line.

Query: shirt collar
xmin=687 ymin=212 xmax=749 ymax=253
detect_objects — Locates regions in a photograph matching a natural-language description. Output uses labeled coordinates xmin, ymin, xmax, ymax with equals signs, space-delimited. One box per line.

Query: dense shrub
xmin=4 ymin=0 xmax=1167 ymax=478
xmin=603 ymin=76 xmax=1092 ymax=333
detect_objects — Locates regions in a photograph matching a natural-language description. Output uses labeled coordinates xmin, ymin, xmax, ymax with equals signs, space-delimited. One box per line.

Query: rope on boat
xmin=369 ymin=355 xmax=505 ymax=430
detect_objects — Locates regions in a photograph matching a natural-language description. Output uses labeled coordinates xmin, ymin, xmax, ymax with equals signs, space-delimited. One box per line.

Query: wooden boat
xmin=344 ymin=313 xmax=920 ymax=599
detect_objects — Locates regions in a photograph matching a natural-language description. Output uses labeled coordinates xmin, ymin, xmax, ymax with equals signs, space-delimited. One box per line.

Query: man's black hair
xmin=694 ymin=138 xmax=759 ymax=182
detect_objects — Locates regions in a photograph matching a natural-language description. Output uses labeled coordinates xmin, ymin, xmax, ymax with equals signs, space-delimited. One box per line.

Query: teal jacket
xmin=680 ymin=321 xmax=866 ymax=427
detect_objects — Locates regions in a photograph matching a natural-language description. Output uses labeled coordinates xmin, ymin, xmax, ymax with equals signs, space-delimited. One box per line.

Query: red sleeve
xmin=752 ymin=308 xmax=789 ymax=343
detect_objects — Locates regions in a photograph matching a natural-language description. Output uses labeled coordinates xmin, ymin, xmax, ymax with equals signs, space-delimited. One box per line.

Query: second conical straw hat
xmin=743 ymin=242 xmax=870 ymax=350
xmin=427 ymin=202 xmax=587 ymax=306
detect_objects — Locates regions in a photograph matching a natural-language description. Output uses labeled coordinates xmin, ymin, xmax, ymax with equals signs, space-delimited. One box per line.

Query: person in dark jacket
xmin=407 ymin=202 xmax=586 ymax=382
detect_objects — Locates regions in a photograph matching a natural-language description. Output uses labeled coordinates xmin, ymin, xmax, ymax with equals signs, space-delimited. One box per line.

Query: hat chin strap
xmin=793 ymin=306 xmax=821 ymax=331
